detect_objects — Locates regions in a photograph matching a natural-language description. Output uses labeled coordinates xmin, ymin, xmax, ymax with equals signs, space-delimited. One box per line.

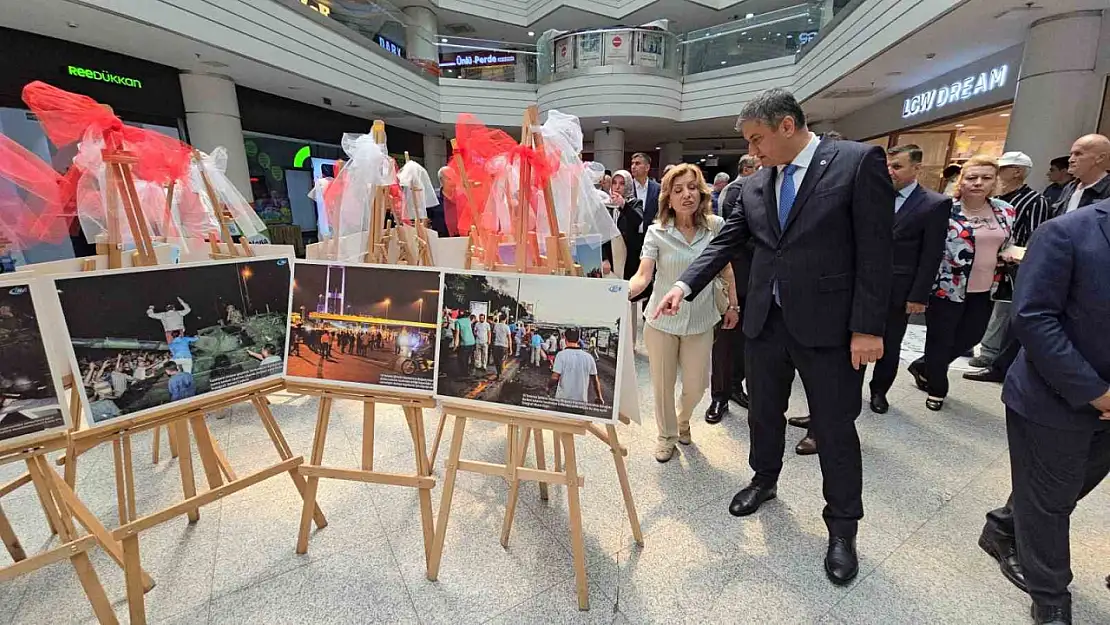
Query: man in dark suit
xmin=654 ymin=88 xmax=894 ymax=585
xmin=867 ymin=144 xmax=950 ymax=413
xmin=978 ymin=200 xmax=1110 ymax=625
xmin=629 ymin=152 xmax=661 ymax=230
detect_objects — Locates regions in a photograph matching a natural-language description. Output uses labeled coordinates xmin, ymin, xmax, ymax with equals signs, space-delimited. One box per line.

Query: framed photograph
xmin=577 ymin=32 xmax=602 ymax=67
xmin=0 ymin=278 xmax=71 ymax=448
xmin=437 ymin=270 xmax=628 ymax=423
xmin=52 ymin=256 xmax=292 ymax=427
xmin=287 ymin=261 xmax=441 ymax=394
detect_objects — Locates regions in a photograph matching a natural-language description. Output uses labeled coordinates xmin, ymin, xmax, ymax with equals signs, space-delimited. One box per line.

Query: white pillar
xmin=403 ymin=6 xmax=439 ymax=65
xmin=593 ymin=127 xmax=625 ymax=172
xmin=179 ymin=73 xmax=251 ymax=200
xmin=423 ymin=134 xmax=447 ymax=178
xmin=1004 ymin=10 xmax=1105 ymax=189
xmin=660 ymin=141 xmax=683 ymax=168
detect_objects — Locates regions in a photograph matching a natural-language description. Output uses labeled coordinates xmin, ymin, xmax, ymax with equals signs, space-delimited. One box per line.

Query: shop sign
xmin=902 ymin=64 xmax=1009 ymax=119
xmin=299 ymin=0 xmax=330 ymax=17
xmin=66 ymin=65 xmax=142 ymax=88
xmin=376 ymin=35 xmax=405 ymax=58
xmin=443 ymin=53 xmax=516 ymax=68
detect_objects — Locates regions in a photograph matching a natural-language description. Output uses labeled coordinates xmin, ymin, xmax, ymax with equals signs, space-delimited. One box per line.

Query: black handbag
xmin=992 ymin=264 xmax=1017 ymax=302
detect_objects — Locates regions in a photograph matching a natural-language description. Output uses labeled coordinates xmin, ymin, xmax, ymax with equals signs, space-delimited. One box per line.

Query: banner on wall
xmin=577 ymin=33 xmax=602 ymax=68
xmin=634 ymin=31 xmax=664 ymax=68
xmin=555 ymin=37 xmax=573 ymax=72
xmin=603 ymin=31 xmax=632 ymax=66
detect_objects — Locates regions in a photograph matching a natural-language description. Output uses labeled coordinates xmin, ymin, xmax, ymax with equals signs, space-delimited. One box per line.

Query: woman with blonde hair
xmin=629 ymin=163 xmax=739 ymax=462
xmin=908 ymin=155 xmax=1018 ymax=411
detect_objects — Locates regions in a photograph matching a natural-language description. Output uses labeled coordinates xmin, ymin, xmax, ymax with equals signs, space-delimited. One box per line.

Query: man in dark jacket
xmin=978 ymin=199 xmax=1110 ymax=625
xmin=1052 ymin=134 xmax=1110 ymax=217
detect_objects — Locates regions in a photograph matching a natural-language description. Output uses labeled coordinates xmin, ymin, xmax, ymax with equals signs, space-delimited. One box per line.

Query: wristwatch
xmin=726 ymin=305 xmax=739 ymax=312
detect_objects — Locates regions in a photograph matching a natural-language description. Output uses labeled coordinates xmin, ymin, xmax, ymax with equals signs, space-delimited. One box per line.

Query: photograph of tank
xmin=287 ymin=262 xmax=440 ymax=393
xmin=438 ymin=270 xmax=626 ymax=422
xmin=54 ymin=257 xmax=291 ymax=424
xmin=0 ymin=281 xmax=68 ymax=445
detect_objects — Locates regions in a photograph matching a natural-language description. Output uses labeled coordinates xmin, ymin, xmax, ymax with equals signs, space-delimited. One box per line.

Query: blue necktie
xmin=774 ymin=164 xmax=798 ymax=305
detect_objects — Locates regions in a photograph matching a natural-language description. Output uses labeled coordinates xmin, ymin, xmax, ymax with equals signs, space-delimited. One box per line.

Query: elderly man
xmin=1054 ymin=134 xmax=1110 ymax=216
xmin=966 ymin=152 xmax=1052 ymax=377
xmin=711 ymin=172 xmax=731 ymax=215
xmin=737 ymin=154 xmax=759 ymax=179
xmin=433 ymin=166 xmax=456 ymax=237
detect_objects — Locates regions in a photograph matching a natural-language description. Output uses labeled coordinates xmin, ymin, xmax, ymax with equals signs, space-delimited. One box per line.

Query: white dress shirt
xmin=633 ymin=178 xmax=649 ymax=204
xmin=1066 ymin=173 xmax=1105 ymax=213
xmin=894 ymin=181 xmax=918 ymax=213
xmin=675 ymin=133 xmax=820 ymax=297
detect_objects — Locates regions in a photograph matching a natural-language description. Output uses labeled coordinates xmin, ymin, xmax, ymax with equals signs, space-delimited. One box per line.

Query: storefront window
xmin=243 ymin=133 xmax=343 ymax=232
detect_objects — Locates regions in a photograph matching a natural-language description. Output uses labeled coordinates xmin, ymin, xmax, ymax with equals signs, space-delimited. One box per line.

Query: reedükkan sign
xmin=902 ymin=65 xmax=1008 ymax=119
xmin=67 ymin=65 xmax=142 ymax=88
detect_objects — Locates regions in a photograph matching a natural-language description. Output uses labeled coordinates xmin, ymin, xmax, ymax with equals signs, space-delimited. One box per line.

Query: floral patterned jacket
xmin=932 ymin=197 xmax=1016 ymax=303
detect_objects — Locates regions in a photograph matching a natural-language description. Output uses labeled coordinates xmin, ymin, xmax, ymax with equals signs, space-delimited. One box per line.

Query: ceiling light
xmin=707 ymin=154 xmax=714 ymax=157
xmin=955 ymin=123 xmax=965 ymax=128
xmin=527 ymin=31 xmax=535 ymax=37
xmin=745 ymin=13 xmax=754 ymax=18
xmin=441 ymin=38 xmax=448 ymax=43
xmin=601 ymin=120 xmax=609 ymax=124
xmin=720 ymin=60 xmax=727 ymax=65
xmin=655 ymin=146 xmax=661 ymax=150
xmin=1000 ymin=113 xmax=1011 ymax=117
xmin=925 ymin=53 xmax=937 ymax=59
xmin=67 ymin=21 xmax=79 ymax=28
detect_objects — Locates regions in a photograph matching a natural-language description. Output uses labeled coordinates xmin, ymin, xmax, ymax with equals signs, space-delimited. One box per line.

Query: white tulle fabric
xmin=330 ymin=132 xmax=392 ymax=239
xmin=397 ymin=160 xmax=437 ymax=221
xmin=538 ymin=110 xmax=619 ymax=244
xmin=191 ymin=147 xmax=266 ymax=238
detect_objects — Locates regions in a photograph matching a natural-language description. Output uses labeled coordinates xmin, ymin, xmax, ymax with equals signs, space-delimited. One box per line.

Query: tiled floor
xmin=3 ymin=346 xmax=1109 ymax=624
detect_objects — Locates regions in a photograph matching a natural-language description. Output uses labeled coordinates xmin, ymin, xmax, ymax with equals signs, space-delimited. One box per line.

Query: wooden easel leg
xmin=29 ymin=458 xmax=60 ymax=536
xmin=561 ymin=433 xmax=589 ymax=611
xmin=189 ymin=415 xmax=225 ymax=490
xmin=428 ymin=415 xmax=467 ymax=581
xmin=606 ymin=424 xmax=643 ymax=545
xmin=428 ymin=409 xmax=447 ymax=468
xmin=501 ymin=426 xmax=531 ymax=547
xmin=122 ymin=435 xmax=138 ymax=521
xmin=404 ymin=406 xmax=435 ymax=570
xmin=122 ymin=533 xmax=146 ymax=625
xmin=362 ymin=402 xmax=375 ymax=471
xmin=533 ymin=429 xmax=549 ymax=502
xmin=71 ymin=548 xmax=120 ymax=625
xmin=296 ymin=397 xmax=332 ymax=555
xmin=206 ymin=419 xmax=238 ymax=482
xmin=167 ymin=425 xmax=180 ymax=459
xmin=174 ymin=419 xmax=200 ymax=523
xmin=111 ymin=438 xmax=130 ymax=525
xmin=554 ymin=435 xmax=563 ymax=472
xmin=0 ymin=502 xmax=26 ymax=561
xmin=63 ymin=439 xmax=79 ymax=489
xmin=151 ymin=426 xmax=162 ymax=464
xmin=252 ymin=396 xmax=326 ymax=530
xmin=43 ymin=462 xmax=156 ymax=591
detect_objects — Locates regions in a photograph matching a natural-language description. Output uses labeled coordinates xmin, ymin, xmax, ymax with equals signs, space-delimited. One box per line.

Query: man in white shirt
xmin=549 ymin=328 xmax=603 ymax=404
xmin=473 ymin=313 xmax=491 ymax=372
xmin=147 ymin=297 xmax=192 ymax=343
xmin=1057 ymin=134 xmax=1110 ymax=215
xmin=630 ymin=152 xmax=661 ymax=231
xmin=490 ymin=314 xmax=512 ymax=379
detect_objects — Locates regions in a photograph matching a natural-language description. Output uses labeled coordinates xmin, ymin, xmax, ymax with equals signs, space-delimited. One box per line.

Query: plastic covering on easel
xmin=320 ymin=133 xmax=393 ymax=258
xmin=396 ymin=160 xmax=437 ymax=222
xmin=537 ymin=110 xmax=620 ymax=245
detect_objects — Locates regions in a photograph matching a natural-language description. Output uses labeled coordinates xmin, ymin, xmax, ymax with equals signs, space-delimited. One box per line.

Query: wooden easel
xmin=397 ymin=151 xmax=435 ymax=267
xmin=192 ymin=149 xmax=254 ymax=260
xmin=286 ymin=382 xmax=436 ymax=569
xmin=428 ymin=400 xmax=642 ymax=610
xmin=0 ymin=433 xmax=157 ymax=625
xmin=66 ymin=379 xmax=326 ymax=624
xmin=364 ymin=120 xmax=392 ymax=265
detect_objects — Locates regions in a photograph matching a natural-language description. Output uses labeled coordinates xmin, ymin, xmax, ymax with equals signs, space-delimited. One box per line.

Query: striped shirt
xmin=641 ymin=215 xmax=724 ymax=336
xmin=999 ymin=184 xmax=1052 ymax=247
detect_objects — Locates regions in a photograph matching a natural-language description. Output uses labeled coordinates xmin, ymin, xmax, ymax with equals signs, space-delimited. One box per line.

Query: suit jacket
xmin=718 ymin=177 xmax=753 ymax=298
xmin=1051 ymin=174 xmax=1110 ymax=217
xmin=1002 ymin=199 xmax=1110 ymax=431
xmin=891 ymin=185 xmax=951 ymax=307
xmin=678 ymin=138 xmax=894 ymax=347
xmin=640 ymin=179 xmax=662 ymax=229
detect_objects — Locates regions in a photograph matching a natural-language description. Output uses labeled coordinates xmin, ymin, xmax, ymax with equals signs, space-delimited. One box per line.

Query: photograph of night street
xmin=0 ymin=283 xmax=67 ymax=444
xmin=287 ymin=262 xmax=440 ymax=393
xmin=438 ymin=271 xmax=626 ymax=422
xmin=54 ymin=258 xmax=291 ymax=423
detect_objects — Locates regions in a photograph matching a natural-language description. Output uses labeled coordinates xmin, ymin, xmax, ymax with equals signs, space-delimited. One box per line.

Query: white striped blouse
xmin=641 ymin=215 xmax=723 ymax=336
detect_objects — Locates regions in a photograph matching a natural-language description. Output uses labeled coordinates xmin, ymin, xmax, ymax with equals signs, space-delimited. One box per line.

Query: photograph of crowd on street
xmin=0 ymin=283 xmax=66 ymax=444
xmin=438 ymin=271 xmax=626 ymax=421
xmin=54 ymin=258 xmax=291 ymax=423
xmin=287 ymin=263 xmax=440 ymax=392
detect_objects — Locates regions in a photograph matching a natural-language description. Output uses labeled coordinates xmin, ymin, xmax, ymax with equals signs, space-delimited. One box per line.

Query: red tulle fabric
xmin=0 ymin=134 xmax=71 ymax=245
xmin=443 ymin=114 xmax=518 ymax=235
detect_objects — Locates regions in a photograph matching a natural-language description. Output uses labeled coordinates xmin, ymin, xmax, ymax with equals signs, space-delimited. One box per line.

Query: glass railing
xmin=537 ymin=27 xmax=682 ymax=83
xmin=437 ymin=36 xmax=538 ymax=84
xmin=681 ymin=4 xmax=823 ymax=74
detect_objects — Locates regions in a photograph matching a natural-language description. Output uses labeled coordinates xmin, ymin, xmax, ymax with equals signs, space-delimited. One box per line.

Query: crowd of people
xmin=610 ymin=87 xmax=1108 ymax=624
xmin=292 ymin=323 xmax=430 ymax=361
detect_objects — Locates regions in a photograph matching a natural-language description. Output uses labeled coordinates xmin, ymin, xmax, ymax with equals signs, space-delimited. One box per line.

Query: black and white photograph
xmin=288 ymin=262 xmax=441 ymax=393
xmin=54 ymin=257 xmax=292 ymax=424
xmin=438 ymin=270 xmax=627 ymax=422
xmin=0 ymin=280 xmax=69 ymax=446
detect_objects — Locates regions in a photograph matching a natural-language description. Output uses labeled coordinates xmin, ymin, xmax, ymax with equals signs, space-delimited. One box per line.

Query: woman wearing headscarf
xmin=602 ymin=169 xmax=646 ymax=282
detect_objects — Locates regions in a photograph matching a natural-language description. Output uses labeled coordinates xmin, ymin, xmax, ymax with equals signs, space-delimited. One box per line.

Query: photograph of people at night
xmin=0 ymin=282 xmax=67 ymax=444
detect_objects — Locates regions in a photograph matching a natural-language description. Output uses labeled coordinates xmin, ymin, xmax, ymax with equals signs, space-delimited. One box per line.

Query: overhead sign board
xmin=902 ymin=64 xmax=1009 ymax=119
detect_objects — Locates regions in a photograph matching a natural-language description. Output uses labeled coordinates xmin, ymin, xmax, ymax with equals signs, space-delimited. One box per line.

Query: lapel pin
xmin=819 ymin=159 xmax=828 ymax=166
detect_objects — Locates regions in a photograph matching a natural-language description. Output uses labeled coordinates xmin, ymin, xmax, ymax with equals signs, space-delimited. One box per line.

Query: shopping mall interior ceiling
xmin=804 ymin=0 xmax=1109 ymax=127
xmin=0 ymin=0 xmax=445 ymax=136
xmin=424 ymin=0 xmax=798 ymax=43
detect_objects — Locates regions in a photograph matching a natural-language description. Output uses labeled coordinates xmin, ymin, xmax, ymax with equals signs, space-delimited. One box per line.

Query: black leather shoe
xmin=1031 ymin=602 xmax=1072 ymax=624
xmin=705 ymin=400 xmax=727 ymax=424
xmin=925 ymin=397 xmax=944 ymax=411
xmin=963 ymin=368 xmax=1005 ymax=383
xmin=728 ymin=482 xmax=777 ymax=517
xmin=795 ymin=435 xmax=817 ymax=455
xmin=731 ymin=389 xmax=749 ymax=409
xmin=978 ymin=524 xmax=1027 ymax=592
xmin=870 ymin=393 xmax=889 ymax=414
xmin=787 ymin=415 xmax=811 ymax=429
xmin=824 ymin=535 xmax=859 ymax=585
xmin=907 ymin=361 xmax=929 ymax=392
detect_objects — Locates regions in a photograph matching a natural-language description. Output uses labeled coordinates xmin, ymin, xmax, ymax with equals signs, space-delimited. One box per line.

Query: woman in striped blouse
xmin=629 ymin=164 xmax=739 ymax=462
